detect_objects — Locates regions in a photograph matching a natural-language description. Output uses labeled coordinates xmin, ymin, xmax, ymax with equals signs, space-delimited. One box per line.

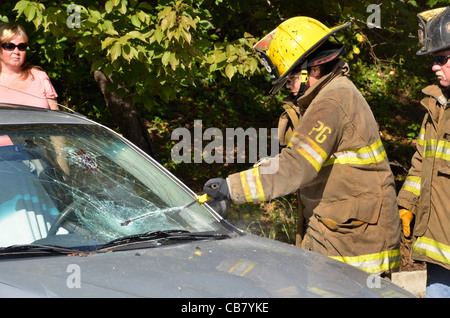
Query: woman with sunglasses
xmin=0 ymin=23 xmax=58 ymax=110
xmin=397 ymin=6 xmax=450 ymax=298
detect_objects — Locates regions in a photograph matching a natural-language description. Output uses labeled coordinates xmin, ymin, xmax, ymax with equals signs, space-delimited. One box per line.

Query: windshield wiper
xmin=98 ymin=230 xmax=231 ymax=251
xmin=0 ymin=244 xmax=86 ymax=256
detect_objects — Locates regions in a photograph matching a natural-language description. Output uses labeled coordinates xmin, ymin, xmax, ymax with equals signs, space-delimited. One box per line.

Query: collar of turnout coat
xmin=294 ymin=59 xmax=349 ymax=109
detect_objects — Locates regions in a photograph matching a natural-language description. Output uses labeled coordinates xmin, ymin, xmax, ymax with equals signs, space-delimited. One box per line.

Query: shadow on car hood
xmin=0 ymin=234 xmax=415 ymax=298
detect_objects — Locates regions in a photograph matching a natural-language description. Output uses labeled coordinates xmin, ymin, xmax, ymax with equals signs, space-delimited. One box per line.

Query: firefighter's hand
xmin=203 ymin=178 xmax=230 ymax=201
xmin=399 ymin=208 xmax=414 ymax=238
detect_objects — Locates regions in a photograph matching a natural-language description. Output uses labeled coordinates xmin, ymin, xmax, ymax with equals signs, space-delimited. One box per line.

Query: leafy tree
xmin=9 ymin=0 xmax=261 ymax=158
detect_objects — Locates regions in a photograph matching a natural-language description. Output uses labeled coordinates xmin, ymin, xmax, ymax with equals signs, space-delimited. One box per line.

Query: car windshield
xmin=0 ymin=123 xmax=230 ymax=251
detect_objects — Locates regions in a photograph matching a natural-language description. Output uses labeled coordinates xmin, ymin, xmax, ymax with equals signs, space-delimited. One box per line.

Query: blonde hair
xmin=0 ymin=22 xmax=36 ymax=80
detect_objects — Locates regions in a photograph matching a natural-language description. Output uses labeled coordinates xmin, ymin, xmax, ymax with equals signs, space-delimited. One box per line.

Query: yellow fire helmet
xmin=254 ymin=16 xmax=351 ymax=94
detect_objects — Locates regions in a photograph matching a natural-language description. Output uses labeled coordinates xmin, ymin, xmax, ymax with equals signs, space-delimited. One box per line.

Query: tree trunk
xmin=93 ymin=70 xmax=159 ymax=161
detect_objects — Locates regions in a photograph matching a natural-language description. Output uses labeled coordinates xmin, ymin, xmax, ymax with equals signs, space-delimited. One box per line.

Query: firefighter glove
xmin=399 ymin=208 xmax=414 ymax=238
xmin=203 ymin=178 xmax=231 ymax=201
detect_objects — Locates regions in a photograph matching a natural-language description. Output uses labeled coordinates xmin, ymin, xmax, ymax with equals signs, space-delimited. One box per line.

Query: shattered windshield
xmin=0 ymin=124 xmax=227 ymax=250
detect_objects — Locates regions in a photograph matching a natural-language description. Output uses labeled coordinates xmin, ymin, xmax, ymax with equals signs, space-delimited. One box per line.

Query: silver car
xmin=0 ymin=105 xmax=414 ymax=298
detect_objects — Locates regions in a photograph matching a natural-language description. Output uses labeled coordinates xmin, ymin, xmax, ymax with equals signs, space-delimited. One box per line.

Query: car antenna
xmin=0 ymin=83 xmax=80 ymax=114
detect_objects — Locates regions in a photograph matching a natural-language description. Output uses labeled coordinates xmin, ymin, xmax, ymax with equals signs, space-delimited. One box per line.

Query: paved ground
xmin=391 ymin=270 xmax=426 ymax=297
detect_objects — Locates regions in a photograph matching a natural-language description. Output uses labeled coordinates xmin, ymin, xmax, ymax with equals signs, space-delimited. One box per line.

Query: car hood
xmin=0 ymin=234 xmax=414 ymax=298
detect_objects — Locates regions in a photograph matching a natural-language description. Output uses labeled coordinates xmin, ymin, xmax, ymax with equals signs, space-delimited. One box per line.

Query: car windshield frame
xmin=0 ymin=120 xmax=238 ymax=255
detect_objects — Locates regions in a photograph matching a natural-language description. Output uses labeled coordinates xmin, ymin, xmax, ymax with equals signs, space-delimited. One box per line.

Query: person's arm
xmin=397 ymin=114 xmax=427 ymax=212
xmin=47 ymin=98 xmax=59 ymax=110
xmin=228 ymin=98 xmax=341 ymax=204
xmin=38 ymin=69 xmax=59 ymax=110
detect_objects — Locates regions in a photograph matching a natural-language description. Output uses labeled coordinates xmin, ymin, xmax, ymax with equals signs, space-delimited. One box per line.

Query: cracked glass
xmin=0 ymin=124 xmax=225 ymax=249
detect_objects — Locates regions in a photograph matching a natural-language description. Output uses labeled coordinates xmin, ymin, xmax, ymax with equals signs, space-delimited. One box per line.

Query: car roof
xmin=0 ymin=104 xmax=93 ymax=126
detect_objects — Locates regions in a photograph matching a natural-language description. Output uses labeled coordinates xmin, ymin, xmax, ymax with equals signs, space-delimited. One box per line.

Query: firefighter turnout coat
xmin=397 ymin=85 xmax=450 ymax=270
xmin=227 ymin=60 xmax=401 ymax=274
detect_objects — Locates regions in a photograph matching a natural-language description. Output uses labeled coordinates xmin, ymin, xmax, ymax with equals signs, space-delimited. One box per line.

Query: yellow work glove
xmin=399 ymin=208 xmax=413 ymax=238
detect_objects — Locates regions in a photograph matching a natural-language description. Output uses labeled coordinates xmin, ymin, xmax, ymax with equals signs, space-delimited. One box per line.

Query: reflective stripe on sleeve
xmin=239 ymin=167 xmax=266 ymax=202
xmin=400 ymin=176 xmax=421 ymax=196
xmin=417 ymin=128 xmax=425 ymax=145
xmin=296 ymin=135 xmax=328 ymax=172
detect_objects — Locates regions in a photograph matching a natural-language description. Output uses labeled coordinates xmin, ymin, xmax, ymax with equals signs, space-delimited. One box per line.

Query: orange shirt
xmin=0 ymin=68 xmax=58 ymax=109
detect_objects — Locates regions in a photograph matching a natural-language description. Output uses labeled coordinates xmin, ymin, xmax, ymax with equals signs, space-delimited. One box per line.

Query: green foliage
xmin=12 ymin=0 xmax=261 ymax=110
xmin=226 ymin=195 xmax=298 ymax=244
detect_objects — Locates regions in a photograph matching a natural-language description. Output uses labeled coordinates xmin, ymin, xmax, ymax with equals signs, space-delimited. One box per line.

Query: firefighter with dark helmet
xmin=397 ymin=6 xmax=450 ymax=297
xmin=203 ymin=16 xmax=401 ymax=275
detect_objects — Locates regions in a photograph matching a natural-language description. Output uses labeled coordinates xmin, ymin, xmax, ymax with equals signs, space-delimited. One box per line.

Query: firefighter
xmin=397 ymin=6 xmax=450 ymax=298
xmin=203 ymin=17 xmax=401 ymax=275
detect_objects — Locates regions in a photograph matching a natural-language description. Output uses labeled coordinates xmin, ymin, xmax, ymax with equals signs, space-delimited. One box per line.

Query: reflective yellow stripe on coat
xmin=324 ymin=139 xmax=387 ymax=167
xmin=400 ymin=176 xmax=421 ymax=196
xmin=417 ymin=128 xmax=450 ymax=162
xmin=239 ymin=167 xmax=266 ymax=202
xmin=413 ymin=236 xmax=450 ymax=266
xmin=293 ymin=135 xmax=387 ymax=172
xmin=330 ymin=249 xmax=401 ymax=274
xmin=295 ymin=135 xmax=328 ymax=172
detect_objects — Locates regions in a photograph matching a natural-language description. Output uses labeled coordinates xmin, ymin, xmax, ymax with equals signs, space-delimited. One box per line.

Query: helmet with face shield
xmin=417 ymin=6 xmax=450 ymax=55
xmin=253 ymin=16 xmax=351 ymax=95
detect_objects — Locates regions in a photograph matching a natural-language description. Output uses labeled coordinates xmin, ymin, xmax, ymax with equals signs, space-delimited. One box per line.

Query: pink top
xmin=0 ymin=68 xmax=58 ymax=109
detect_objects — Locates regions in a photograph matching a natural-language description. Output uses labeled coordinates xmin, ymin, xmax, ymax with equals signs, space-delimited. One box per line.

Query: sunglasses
xmin=433 ymin=55 xmax=450 ymax=66
xmin=1 ymin=42 xmax=28 ymax=51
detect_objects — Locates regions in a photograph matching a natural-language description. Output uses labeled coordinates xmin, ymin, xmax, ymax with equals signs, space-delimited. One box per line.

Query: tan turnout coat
xmin=227 ymin=60 xmax=401 ymax=274
xmin=398 ymin=85 xmax=450 ymax=270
